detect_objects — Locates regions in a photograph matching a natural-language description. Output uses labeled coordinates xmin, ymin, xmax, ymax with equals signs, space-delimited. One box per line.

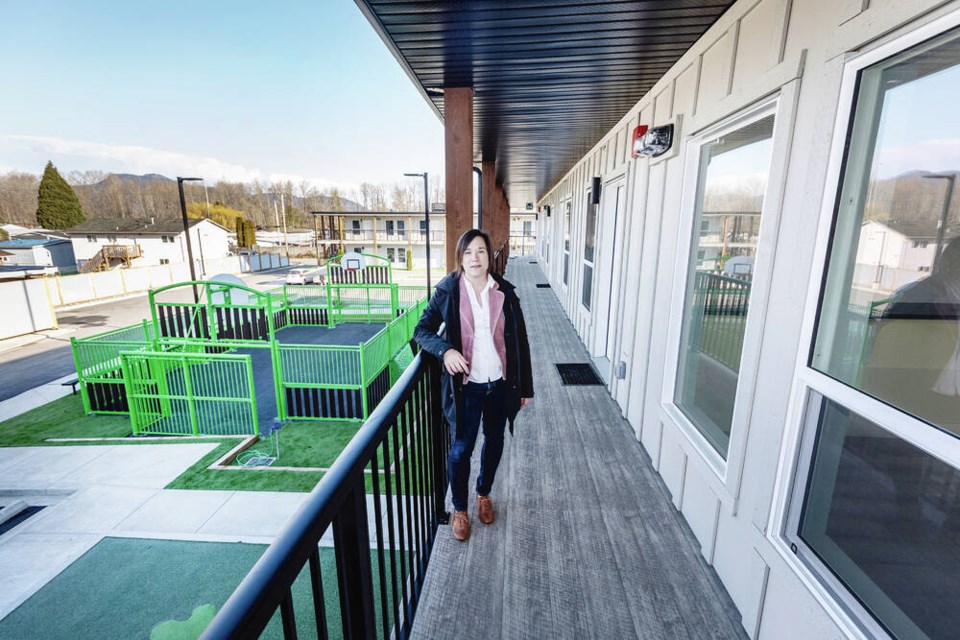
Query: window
xmin=563 ymin=201 xmax=571 ymax=286
xmin=159 ymin=258 xmax=170 ymax=265
xmin=386 ymin=220 xmax=395 ymax=236
xmin=523 ymin=221 xmax=533 ymax=236
xmin=419 ymin=220 xmax=427 ymax=233
xmin=161 ymin=235 xmax=175 ymax=244
xmin=386 ymin=248 xmax=395 ymax=262
xmin=674 ymin=112 xmax=776 ymax=457
xmin=812 ymin=26 xmax=960 ymax=439
xmin=398 ymin=248 xmax=406 ymax=263
xmin=86 ymin=235 xmax=96 ymax=242
xmin=352 ymin=220 xmax=361 ymax=236
xmin=792 ymin=23 xmax=960 ymax=639
xmin=396 ymin=220 xmax=405 ymax=237
xmin=796 ymin=395 xmax=960 ymax=640
xmin=107 ymin=235 xmax=117 ymax=242
xmin=582 ymin=193 xmax=597 ymax=309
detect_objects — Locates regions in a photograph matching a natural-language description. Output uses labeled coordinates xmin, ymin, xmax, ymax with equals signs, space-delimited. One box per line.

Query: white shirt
xmin=465 ymin=274 xmax=503 ymax=383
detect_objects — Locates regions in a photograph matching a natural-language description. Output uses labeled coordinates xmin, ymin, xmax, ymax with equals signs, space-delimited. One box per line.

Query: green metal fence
xmin=277 ymin=295 xmax=428 ymax=422
xmin=72 ymin=320 xmax=156 ymax=414
xmin=122 ymin=350 xmax=259 ymax=436
xmin=71 ymin=276 xmax=427 ymax=430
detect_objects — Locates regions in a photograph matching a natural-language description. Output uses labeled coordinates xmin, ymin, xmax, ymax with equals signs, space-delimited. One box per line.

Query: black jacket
xmin=414 ymin=272 xmax=534 ymax=433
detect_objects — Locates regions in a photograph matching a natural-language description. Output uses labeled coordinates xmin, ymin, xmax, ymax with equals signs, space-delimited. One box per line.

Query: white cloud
xmin=873 ymin=138 xmax=960 ymax=179
xmin=0 ymin=134 xmax=264 ymax=183
xmin=0 ymin=134 xmax=349 ymax=192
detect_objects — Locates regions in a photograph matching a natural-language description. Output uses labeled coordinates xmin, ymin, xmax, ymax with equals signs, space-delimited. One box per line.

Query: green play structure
xmin=70 ymin=254 xmax=428 ymax=437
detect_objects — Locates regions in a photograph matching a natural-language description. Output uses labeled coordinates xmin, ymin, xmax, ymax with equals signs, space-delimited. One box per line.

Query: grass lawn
xmin=0 ymin=394 xmax=132 ymax=446
xmin=0 ymin=395 xmax=366 ymax=493
xmin=167 ymin=421 xmax=360 ymax=493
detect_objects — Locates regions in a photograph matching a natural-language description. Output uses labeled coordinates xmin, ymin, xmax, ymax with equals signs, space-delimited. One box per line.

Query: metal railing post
xmin=333 ymin=482 xmax=376 ymax=640
xmin=429 ymin=360 xmax=449 ymax=524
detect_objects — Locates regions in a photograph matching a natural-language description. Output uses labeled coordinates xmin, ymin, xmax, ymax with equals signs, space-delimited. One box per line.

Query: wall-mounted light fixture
xmin=636 ymin=124 xmax=675 ymax=158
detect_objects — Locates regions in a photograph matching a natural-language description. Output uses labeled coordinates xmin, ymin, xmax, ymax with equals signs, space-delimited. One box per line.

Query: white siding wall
xmin=70 ymin=220 xmax=231 ymax=268
xmin=535 ymin=0 xmax=959 ymax=638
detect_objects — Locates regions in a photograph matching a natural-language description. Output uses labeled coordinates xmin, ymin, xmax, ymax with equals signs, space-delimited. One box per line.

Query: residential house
xmin=65 ymin=217 xmax=232 ymax=272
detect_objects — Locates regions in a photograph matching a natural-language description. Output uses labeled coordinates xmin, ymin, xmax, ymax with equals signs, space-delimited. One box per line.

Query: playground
xmin=68 ymin=254 xmax=428 ymax=458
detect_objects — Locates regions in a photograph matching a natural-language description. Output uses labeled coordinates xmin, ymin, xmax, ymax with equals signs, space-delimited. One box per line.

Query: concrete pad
xmin=0 ymin=532 xmax=102 ymax=620
xmin=18 ymin=485 xmax=158 ymax=534
xmin=0 ymin=447 xmax=44 ymax=469
xmin=58 ymin=443 xmax=218 ymax=489
xmin=114 ymin=490 xmax=233 ymax=535
xmin=0 ymin=373 xmax=79 ymax=422
xmin=197 ymin=491 xmax=309 ymax=537
xmin=0 ymin=446 xmax=110 ymax=488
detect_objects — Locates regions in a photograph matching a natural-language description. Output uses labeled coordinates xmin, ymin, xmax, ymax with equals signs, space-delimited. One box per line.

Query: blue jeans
xmin=448 ymin=379 xmax=507 ymax=513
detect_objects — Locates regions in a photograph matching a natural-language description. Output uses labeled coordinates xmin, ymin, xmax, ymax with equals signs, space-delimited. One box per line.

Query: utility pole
xmin=280 ymin=192 xmax=289 ymax=259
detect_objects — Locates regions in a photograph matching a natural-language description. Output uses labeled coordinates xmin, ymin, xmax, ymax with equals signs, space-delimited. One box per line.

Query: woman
xmin=414 ymin=229 xmax=534 ymax=542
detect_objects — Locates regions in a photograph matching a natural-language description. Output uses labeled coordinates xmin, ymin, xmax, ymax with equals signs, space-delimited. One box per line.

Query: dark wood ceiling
xmin=355 ymin=0 xmax=734 ymax=206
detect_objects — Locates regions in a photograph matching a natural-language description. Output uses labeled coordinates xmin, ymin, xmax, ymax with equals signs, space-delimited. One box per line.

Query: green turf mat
xmin=0 ymin=537 xmax=408 ymax=640
xmin=0 ymin=395 xmax=131 ymax=446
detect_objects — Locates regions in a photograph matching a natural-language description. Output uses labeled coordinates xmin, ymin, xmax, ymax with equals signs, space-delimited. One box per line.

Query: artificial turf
xmin=0 ymin=537 xmax=404 ymax=640
xmin=0 ymin=394 xmax=132 ymax=446
xmin=0 ymin=395 xmax=367 ymax=493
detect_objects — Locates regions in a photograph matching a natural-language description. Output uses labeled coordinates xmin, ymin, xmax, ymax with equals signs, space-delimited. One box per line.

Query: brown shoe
xmin=451 ymin=511 xmax=470 ymax=541
xmin=477 ymin=495 xmax=495 ymax=525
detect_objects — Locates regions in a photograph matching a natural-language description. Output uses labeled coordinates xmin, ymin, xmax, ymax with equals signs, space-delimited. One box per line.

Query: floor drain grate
xmin=536 ymin=283 xmax=551 ymax=288
xmin=556 ymin=363 xmax=603 ymax=386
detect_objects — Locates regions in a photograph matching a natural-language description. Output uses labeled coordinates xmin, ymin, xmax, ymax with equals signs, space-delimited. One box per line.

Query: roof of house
xmin=65 ymin=217 xmax=229 ymax=235
xmin=0 ymin=234 xmax=72 ymax=248
xmin=0 ymin=250 xmax=11 ymax=256
xmin=864 ymin=219 xmax=939 ymax=240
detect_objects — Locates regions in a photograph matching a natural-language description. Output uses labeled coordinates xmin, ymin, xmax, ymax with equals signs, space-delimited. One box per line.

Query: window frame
xmin=581 ymin=189 xmax=597 ymax=312
xmin=661 ymin=90 xmax=795 ymax=487
xmin=562 ymin=198 xmax=572 ymax=290
xmin=769 ymin=10 xmax=960 ymax=638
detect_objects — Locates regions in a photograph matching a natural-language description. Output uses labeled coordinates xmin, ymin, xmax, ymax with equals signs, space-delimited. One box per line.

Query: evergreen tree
xmin=36 ymin=161 xmax=85 ymax=229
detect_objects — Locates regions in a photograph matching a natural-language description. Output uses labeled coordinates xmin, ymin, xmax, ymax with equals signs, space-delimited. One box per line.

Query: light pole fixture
xmin=177 ymin=176 xmax=203 ymax=302
xmin=922 ymin=173 xmax=956 ymax=272
xmin=405 ymin=172 xmax=431 ymax=300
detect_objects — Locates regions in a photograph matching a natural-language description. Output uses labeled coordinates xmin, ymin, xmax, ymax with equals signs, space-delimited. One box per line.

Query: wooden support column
xmin=444 ymin=87 xmax=473 ymax=271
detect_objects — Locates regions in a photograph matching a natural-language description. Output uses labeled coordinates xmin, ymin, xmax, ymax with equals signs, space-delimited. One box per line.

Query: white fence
xmin=1 ymin=253 xmax=288 ymax=340
xmin=1 ymin=279 xmax=58 ymax=339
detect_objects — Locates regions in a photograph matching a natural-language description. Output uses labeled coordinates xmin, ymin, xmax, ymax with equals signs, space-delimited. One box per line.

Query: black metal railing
xmin=202 ymin=350 xmax=449 ymax=640
xmin=690 ymin=271 xmax=751 ymax=371
xmin=493 ymin=241 xmax=508 ymax=275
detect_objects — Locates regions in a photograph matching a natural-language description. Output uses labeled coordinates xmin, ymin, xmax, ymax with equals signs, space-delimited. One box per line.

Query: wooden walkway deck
xmin=411 ymin=259 xmax=746 ymax=639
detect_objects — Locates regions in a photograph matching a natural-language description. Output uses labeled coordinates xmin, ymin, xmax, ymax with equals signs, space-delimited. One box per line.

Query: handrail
xmin=493 ymin=240 xmax=508 ymax=275
xmin=201 ymin=347 xmax=448 ymax=639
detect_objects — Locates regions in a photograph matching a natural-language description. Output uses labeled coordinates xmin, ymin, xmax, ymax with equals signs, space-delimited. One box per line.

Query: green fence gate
xmin=121 ymin=350 xmax=259 ymax=436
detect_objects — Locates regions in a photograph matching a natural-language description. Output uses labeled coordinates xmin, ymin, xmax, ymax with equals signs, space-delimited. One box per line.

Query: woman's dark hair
xmin=455 ymin=229 xmax=493 ymax=276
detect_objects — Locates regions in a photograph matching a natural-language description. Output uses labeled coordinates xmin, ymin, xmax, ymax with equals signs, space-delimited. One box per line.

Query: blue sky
xmin=0 ymin=1 xmax=444 ymax=191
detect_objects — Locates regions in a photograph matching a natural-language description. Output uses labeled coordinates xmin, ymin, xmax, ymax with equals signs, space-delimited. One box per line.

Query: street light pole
xmin=405 ymin=172 xmax=431 ymax=300
xmin=923 ymin=173 xmax=956 ymax=272
xmin=177 ymin=176 xmax=203 ymax=302
xmin=311 ymin=212 xmax=322 ymax=267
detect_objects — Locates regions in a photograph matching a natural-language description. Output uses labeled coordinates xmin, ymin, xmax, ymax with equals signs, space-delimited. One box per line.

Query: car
xmin=311 ymin=267 xmax=327 ymax=285
xmin=285 ymin=268 xmax=312 ymax=285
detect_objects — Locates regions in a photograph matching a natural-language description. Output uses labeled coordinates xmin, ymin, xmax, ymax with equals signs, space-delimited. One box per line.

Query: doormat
xmin=536 ymin=284 xmax=551 ymax=288
xmin=555 ymin=363 xmax=603 ymax=386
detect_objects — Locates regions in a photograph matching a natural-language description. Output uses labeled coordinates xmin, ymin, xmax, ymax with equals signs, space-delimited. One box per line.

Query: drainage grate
xmin=0 ymin=506 xmax=45 ymax=536
xmin=556 ymin=363 xmax=603 ymax=386
xmin=536 ymin=283 xmax=551 ymax=288
xmin=529 ymin=260 xmax=538 ymax=264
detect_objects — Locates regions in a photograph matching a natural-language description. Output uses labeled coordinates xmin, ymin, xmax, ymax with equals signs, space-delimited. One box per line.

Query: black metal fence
xmin=691 ymin=271 xmax=751 ymax=371
xmin=201 ymin=349 xmax=449 ymax=640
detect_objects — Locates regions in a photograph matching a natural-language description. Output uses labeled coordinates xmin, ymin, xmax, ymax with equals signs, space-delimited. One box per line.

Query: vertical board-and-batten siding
xmin=536 ymin=0 xmax=959 ymax=638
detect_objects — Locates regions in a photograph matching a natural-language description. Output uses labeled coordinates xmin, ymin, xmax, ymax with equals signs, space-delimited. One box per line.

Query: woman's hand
xmin=442 ymin=349 xmax=470 ymax=376
xmin=520 ymin=397 xmax=531 ymax=409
